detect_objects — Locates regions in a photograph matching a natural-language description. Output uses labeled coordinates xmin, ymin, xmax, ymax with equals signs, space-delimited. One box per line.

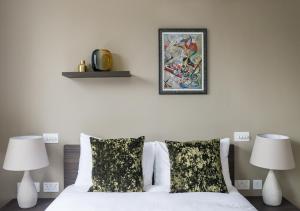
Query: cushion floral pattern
xmin=89 ymin=136 xmax=144 ymax=192
xmin=166 ymin=139 xmax=228 ymax=193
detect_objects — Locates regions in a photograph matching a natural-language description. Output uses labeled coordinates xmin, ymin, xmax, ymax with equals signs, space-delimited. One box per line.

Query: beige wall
xmin=0 ymin=0 xmax=299 ymax=207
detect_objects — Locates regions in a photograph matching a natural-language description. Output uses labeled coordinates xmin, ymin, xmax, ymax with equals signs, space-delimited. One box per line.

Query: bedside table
xmin=246 ymin=196 xmax=299 ymax=211
xmin=0 ymin=198 xmax=54 ymax=211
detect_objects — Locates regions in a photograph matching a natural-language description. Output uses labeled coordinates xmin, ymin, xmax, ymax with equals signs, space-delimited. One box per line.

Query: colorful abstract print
xmin=163 ymin=33 xmax=204 ymax=91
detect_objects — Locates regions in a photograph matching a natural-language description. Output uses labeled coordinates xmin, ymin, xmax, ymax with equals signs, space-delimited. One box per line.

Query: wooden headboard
xmin=64 ymin=144 xmax=235 ymax=188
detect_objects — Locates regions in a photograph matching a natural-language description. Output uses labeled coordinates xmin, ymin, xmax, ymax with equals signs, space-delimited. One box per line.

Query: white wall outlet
xmin=253 ymin=179 xmax=263 ymax=190
xmin=43 ymin=182 xmax=59 ymax=192
xmin=234 ymin=132 xmax=250 ymax=142
xmin=235 ymin=180 xmax=250 ymax=190
xmin=18 ymin=182 xmax=40 ymax=193
xmin=43 ymin=133 xmax=59 ymax=143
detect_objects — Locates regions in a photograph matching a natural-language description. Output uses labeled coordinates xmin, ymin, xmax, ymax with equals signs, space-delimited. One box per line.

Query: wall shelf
xmin=62 ymin=71 xmax=131 ymax=78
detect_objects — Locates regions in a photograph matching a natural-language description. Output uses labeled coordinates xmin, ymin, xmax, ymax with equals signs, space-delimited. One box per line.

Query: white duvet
xmin=46 ymin=185 xmax=257 ymax=211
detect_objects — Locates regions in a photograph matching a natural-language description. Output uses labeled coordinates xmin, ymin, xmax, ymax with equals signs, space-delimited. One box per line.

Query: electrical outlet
xmin=43 ymin=133 xmax=59 ymax=143
xmin=253 ymin=180 xmax=263 ymax=190
xmin=234 ymin=132 xmax=250 ymax=142
xmin=43 ymin=182 xmax=59 ymax=192
xmin=18 ymin=182 xmax=40 ymax=193
xmin=235 ymin=180 xmax=250 ymax=190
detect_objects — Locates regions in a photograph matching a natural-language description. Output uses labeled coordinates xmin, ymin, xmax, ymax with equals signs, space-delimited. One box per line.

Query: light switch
xmin=234 ymin=132 xmax=250 ymax=142
xmin=253 ymin=180 xmax=263 ymax=190
xmin=43 ymin=133 xmax=59 ymax=143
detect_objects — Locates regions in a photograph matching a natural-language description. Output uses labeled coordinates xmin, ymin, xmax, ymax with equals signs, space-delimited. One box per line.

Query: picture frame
xmin=159 ymin=28 xmax=207 ymax=95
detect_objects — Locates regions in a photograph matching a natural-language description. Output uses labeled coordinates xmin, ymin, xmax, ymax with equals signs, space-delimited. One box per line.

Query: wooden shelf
xmin=62 ymin=71 xmax=131 ymax=78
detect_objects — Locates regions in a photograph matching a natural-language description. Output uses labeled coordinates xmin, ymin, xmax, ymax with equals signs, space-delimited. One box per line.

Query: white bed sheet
xmin=46 ymin=185 xmax=257 ymax=211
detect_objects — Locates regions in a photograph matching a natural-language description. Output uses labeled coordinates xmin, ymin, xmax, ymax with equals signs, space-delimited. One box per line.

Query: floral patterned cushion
xmin=166 ymin=139 xmax=228 ymax=193
xmin=89 ymin=136 xmax=144 ymax=192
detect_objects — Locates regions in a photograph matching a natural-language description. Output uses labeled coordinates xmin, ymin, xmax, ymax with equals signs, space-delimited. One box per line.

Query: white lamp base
xmin=262 ymin=170 xmax=282 ymax=206
xmin=17 ymin=171 xmax=37 ymax=208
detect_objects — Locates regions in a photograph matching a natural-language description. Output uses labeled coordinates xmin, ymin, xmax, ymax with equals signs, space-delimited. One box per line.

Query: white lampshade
xmin=250 ymin=134 xmax=295 ymax=170
xmin=3 ymin=136 xmax=49 ymax=171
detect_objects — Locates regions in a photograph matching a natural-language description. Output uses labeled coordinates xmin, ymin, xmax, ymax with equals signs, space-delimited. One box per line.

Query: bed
xmin=46 ymin=144 xmax=257 ymax=211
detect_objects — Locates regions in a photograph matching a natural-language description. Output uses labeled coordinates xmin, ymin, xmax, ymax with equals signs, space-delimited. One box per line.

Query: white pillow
xmin=74 ymin=133 xmax=156 ymax=191
xmin=154 ymin=138 xmax=234 ymax=192
xmin=220 ymin=138 xmax=234 ymax=192
xmin=142 ymin=142 xmax=156 ymax=191
xmin=74 ymin=133 xmax=96 ymax=187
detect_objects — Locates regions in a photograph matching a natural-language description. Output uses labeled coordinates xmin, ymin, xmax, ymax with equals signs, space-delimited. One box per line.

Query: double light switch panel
xmin=43 ymin=133 xmax=59 ymax=143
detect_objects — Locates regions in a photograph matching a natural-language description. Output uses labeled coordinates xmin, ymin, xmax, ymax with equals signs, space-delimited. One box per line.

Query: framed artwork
xmin=159 ymin=28 xmax=207 ymax=94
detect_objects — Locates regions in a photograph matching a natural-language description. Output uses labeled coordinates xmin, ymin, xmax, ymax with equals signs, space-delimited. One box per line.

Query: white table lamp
xmin=250 ymin=134 xmax=295 ymax=206
xmin=3 ymin=136 xmax=49 ymax=208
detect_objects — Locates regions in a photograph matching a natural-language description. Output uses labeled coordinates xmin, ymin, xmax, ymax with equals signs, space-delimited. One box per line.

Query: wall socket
xmin=18 ymin=182 xmax=40 ymax=193
xmin=253 ymin=180 xmax=263 ymax=190
xmin=235 ymin=180 xmax=250 ymax=190
xmin=43 ymin=182 xmax=59 ymax=192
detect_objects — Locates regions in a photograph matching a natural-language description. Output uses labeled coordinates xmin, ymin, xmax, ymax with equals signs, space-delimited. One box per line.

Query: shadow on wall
xmin=278 ymin=139 xmax=300 ymax=205
xmin=234 ymin=142 xmax=267 ymax=196
xmin=112 ymin=53 xmax=128 ymax=71
xmin=63 ymin=74 xmax=154 ymax=88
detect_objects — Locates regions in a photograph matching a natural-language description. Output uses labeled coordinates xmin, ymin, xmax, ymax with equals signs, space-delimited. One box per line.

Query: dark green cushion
xmin=166 ymin=139 xmax=228 ymax=193
xmin=89 ymin=136 xmax=144 ymax=192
